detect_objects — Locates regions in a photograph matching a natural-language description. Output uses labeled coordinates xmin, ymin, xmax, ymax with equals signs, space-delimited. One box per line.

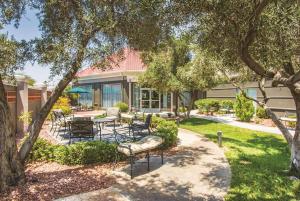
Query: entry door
xmin=140 ymin=88 xmax=160 ymax=112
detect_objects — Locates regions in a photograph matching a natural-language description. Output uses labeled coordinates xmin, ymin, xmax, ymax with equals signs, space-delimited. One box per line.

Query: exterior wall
xmin=28 ymin=89 xmax=42 ymax=120
xmin=4 ymin=82 xmax=50 ymax=133
xmin=4 ymin=85 xmax=17 ymax=130
xmin=206 ymin=81 xmax=295 ymax=116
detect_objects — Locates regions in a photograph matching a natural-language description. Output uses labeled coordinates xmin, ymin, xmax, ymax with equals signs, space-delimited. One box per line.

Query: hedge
xmin=28 ymin=138 xmax=125 ymax=165
xmin=195 ymin=99 xmax=220 ymax=113
xmin=29 ymin=116 xmax=178 ymax=164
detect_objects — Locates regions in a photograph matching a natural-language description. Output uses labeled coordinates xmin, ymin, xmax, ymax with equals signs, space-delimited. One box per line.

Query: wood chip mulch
xmin=0 ymin=162 xmax=120 ymax=201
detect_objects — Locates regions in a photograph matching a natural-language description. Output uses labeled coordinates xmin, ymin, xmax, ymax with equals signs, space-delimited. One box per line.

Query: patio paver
xmin=55 ymin=128 xmax=231 ymax=201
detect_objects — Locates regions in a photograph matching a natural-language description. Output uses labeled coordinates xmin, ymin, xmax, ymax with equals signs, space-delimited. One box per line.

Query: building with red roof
xmin=75 ymin=48 xmax=174 ymax=112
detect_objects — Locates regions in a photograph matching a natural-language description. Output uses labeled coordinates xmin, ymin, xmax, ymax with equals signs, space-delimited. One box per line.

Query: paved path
xmin=56 ymin=129 xmax=231 ymax=201
xmin=190 ymin=110 xmax=295 ymax=135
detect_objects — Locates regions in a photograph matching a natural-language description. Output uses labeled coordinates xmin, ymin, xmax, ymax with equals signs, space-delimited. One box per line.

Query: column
xmin=171 ymin=92 xmax=174 ymax=113
xmin=128 ymin=81 xmax=132 ymax=111
xmin=41 ymin=83 xmax=47 ymax=107
xmin=16 ymin=75 xmax=29 ymax=134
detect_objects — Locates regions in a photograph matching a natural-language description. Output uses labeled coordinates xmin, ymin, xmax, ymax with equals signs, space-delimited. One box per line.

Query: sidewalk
xmin=56 ymin=129 xmax=231 ymax=201
xmin=190 ymin=110 xmax=295 ymax=135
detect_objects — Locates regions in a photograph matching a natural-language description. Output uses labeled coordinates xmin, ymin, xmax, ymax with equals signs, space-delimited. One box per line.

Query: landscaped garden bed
xmin=1 ymin=162 xmax=118 ymax=201
xmin=180 ymin=118 xmax=300 ymax=201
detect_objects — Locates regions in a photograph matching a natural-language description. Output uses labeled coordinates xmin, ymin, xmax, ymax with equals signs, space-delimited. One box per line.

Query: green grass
xmin=180 ymin=118 xmax=300 ymax=201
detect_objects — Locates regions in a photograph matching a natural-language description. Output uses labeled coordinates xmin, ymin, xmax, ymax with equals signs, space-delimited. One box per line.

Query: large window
xmin=78 ymin=85 xmax=93 ymax=107
xmin=102 ymin=83 xmax=122 ymax=107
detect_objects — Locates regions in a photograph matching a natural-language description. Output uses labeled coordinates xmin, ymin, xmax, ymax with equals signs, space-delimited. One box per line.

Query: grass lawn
xmin=180 ymin=118 xmax=300 ymax=201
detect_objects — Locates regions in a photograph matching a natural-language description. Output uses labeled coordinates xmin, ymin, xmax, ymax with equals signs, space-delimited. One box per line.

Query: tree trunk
xmin=186 ymin=90 xmax=197 ymax=118
xmin=289 ymin=88 xmax=300 ymax=174
xmin=174 ymin=91 xmax=179 ymax=116
xmin=0 ymin=76 xmax=25 ymax=192
xmin=18 ymin=43 xmax=87 ymax=162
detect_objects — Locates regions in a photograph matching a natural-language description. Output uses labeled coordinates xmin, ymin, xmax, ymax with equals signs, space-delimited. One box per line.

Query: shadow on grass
xmin=180 ymin=118 xmax=300 ymax=201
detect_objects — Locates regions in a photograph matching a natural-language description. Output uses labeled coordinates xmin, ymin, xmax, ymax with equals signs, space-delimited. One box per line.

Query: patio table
xmin=93 ymin=117 xmax=117 ymax=141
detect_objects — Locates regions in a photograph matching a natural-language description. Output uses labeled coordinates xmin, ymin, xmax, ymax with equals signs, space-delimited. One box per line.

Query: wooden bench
xmin=117 ymin=135 xmax=164 ymax=179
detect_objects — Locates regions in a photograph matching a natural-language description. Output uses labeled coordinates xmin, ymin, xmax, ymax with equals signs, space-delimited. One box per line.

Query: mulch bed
xmin=0 ymin=162 xmax=119 ymax=201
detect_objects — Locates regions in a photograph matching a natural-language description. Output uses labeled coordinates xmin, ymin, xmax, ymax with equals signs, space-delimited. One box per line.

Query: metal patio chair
xmin=68 ymin=120 xmax=95 ymax=144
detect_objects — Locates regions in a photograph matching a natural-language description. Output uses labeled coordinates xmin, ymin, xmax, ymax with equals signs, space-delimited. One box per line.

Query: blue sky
xmin=1 ymin=9 xmax=54 ymax=85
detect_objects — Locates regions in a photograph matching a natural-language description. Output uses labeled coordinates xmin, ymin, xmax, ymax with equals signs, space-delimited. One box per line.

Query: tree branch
xmin=258 ymin=77 xmax=269 ymax=104
xmin=239 ymin=0 xmax=274 ymax=78
xmin=18 ymin=33 xmax=93 ymax=163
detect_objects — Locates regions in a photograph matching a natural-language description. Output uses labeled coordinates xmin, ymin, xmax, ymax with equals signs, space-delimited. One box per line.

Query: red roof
xmin=77 ymin=48 xmax=146 ymax=77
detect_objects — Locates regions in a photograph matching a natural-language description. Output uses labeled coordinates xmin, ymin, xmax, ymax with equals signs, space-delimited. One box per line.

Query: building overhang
xmin=77 ymin=70 xmax=144 ymax=84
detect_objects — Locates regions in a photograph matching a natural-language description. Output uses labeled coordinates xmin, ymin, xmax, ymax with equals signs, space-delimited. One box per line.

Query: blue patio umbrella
xmin=67 ymin=87 xmax=89 ymax=106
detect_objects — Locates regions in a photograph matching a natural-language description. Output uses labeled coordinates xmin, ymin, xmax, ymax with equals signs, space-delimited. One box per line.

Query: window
xmin=102 ymin=83 xmax=122 ymax=107
xmin=78 ymin=85 xmax=93 ymax=107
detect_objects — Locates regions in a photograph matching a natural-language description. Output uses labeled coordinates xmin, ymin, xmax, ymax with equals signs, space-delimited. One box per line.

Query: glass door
xmin=141 ymin=89 xmax=150 ymax=109
xmin=140 ymin=88 xmax=160 ymax=112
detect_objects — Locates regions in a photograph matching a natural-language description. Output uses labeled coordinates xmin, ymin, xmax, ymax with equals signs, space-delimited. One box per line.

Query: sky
xmin=1 ymin=9 xmax=55 ymax=86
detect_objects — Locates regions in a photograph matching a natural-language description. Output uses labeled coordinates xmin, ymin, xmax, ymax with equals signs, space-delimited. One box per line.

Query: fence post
xmin=16 ymin=75 xmax=29 ymax=134
xmin=217 ymin=131 xmax=223 ymax=147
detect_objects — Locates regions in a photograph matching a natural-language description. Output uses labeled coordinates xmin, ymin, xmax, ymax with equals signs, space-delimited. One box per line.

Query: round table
xmin=93 ymin=117 xmax=117 ymax=140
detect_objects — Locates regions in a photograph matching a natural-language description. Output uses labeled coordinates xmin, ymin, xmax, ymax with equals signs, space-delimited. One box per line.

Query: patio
xmin=49 ymin=110 xmax=135 ymax=145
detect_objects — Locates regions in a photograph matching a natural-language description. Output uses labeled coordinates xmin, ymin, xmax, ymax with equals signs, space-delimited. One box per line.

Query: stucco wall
xmin=206 ymin=81 xmax=295 ymax=116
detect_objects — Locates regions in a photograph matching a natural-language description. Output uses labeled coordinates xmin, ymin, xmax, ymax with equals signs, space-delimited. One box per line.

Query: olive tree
xmin=173 ymin=0 xmax=300 ymax=173
xmin=139 ymin=38 xmax=221 ymax=117
xmin=0 ymin=0 xmax=168 ymax=191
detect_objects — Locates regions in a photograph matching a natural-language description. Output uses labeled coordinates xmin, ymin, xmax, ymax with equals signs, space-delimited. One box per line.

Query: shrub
xmin=154 ymin=120 xmax=178 ymax=149
xmin=195 ymin=99 xmax=220 ymax=114
xmin=55 ymin=141 xmax=123 ymax=165
xmin=53 ymin=96 xmax=72 ymax=115
xmin=220 ymin=100 xmax=234 ymax=110
xmin=150 ymin=116 xmax=165 ymax=128
xmin=179 ymin=106 xmax=187 ymax=113
xmin=28 ymin=138 xmax=58 ymax=162
xmin=256 ymin=106 xmax=269 ymax=119
xmin=29 ymin=138 xmax=125 ymax=165
xmin=234 ymin=93 xmax=255 ymax=122
xmin=115 ymin=102 xmax=129 ymax=112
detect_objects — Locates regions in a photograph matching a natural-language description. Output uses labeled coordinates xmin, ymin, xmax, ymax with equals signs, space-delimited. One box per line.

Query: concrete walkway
xmin=56 ymin=129 xmax=231 ymax=201
xmin=190 ymin=110 xmax=295 ymax=135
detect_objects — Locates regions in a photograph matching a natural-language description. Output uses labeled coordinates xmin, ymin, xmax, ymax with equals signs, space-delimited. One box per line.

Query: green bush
xmin=195 ymin=99 xmax=220 ymax=113
xmin=54 ymin=141 xmax=122 ymax=165
xmin=150 ymin=116 xmax=166 ymax=128
xmin=179 ymin=106 xmax=187 ymax=113
xmin=220 ymin=100 xmax=234 ymax=110
xmin=256 ymin=106 xmax=269 ymax=119
xmin=234 ymin=93 xmax=255 ymax=122
xmin=154 ymin=120 xmax=178 ymax=148
xmin=29 ymin=138 xmax=125 ymax=165
xmin=28 ymin=138 xmax=58 ymax=162
xmin=115 ymin=102 xmax=129 ymax=112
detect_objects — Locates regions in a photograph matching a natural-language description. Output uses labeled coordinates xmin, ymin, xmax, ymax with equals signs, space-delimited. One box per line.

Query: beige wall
xmin=206 ymin=81 xmax=295 ymax=116
xmin=4 ymin=83 xmax=49 ymax=133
